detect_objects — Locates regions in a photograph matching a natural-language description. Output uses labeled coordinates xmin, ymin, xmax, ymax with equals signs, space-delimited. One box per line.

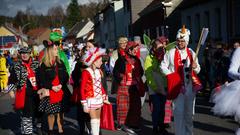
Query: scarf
xmin=174 ymin=48 xmax=202 ymax=93
xmin=152 ymin=47 xmax=165 ymax=62
xmin=124 ymin=54 xmax=135 ymax=85
xmin=15 ymin=59 xmax=38 ymax=109
xmin=119 ymin=48 xmax=126 ymax=57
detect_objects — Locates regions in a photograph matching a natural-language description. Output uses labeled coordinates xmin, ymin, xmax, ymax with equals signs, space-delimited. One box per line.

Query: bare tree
xmin=48 ymin=5 xmax=65 ymax=27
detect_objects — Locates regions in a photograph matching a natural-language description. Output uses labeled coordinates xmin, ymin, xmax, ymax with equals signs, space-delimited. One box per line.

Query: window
xmin=195 ymin=14 xmax=201 ymax=42
xmin=234 ymin=1 xmax=240 ymax=36
xmin=156 ymin=27 xmax=159 ymax=37
xmin=204 ymin=11 xmax=210 ymax=28
xmin=215 ymin=8 xmax=221 ymax=39
xmin=186 ymin=16 xmax=192 ymax=43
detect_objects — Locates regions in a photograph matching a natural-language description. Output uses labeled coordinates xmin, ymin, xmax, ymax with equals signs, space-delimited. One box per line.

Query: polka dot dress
xmin=39 ymin=97 xmax=62 ymax=114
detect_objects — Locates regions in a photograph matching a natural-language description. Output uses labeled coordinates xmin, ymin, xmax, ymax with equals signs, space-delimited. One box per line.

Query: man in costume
xmin=160 ymin=26 xmax=201 ymax=135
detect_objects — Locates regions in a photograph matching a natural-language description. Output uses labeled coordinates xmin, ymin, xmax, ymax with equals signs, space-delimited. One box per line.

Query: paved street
xmin=0 ymin=87 xmax=238 ymax=135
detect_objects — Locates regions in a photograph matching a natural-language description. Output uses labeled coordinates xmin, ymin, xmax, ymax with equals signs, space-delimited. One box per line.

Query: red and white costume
xmin=80 ymin=47 xmax=107 ymax=110
xmin=80 ymin=67 xmax=106 ymax=109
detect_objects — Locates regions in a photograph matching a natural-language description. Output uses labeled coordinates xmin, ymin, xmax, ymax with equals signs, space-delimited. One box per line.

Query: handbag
xmin=166 ymin=72 xmax=182 ymax=100
xmin=100 ymin=104 xmax=115 ymax=130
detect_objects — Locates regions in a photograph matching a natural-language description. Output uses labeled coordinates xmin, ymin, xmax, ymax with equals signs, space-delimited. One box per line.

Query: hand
xmin=103 ymin=100 xmax=111 ymax=104
xmin=192 ymin=62 xmax=197 ymax=69
xmin=52 ymin=84 xmax=62 ymax=92
xmin=9 ymin=91 xmax=15 ymax=99
xmin=83 ymin=105 xmax=89 ymax=113
xmin=38 ymin=88 xmax=49 ymax=99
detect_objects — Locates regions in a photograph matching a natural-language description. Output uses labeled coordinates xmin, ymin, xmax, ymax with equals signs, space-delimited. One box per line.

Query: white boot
xmin=90 ymin=119 xmax=100 ymax=135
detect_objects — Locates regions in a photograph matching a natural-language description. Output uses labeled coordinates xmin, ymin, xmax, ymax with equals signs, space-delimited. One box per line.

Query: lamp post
xmin=20 ymin=23 xmax=31 ymax=46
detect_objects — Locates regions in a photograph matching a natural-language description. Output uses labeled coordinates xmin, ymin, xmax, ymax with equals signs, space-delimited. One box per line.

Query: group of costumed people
xmin=7 ymin=25 xmax=234 ymax=135
xmin=5 ymin=30 xmax=112 ymax=135
xmin=7 ymin=32 xmax=72 ymax=135
xmin=107 ymin=25 xmax=202 ymax=135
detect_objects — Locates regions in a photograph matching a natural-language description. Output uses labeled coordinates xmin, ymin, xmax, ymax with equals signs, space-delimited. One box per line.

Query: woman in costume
xmin=8 ymin=47 xmax=40 ymax=135
xmin=38 ymin=41 xmax=69 ymax=135
xmin=144 ymin=37 xmax=169 ymax=134
xmin=113 ymin=41 xmax=144 ymax=134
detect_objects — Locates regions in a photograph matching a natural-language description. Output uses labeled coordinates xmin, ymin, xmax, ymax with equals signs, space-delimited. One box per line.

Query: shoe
xmin=116 ymin=124 xmax=122 ymax=131
xmin=121 ymin=125 xmax=136 ymax=134
xmin=130 ymin=127 xmax=141 ymax=132
xmin=152 ymin=127 xmax=158 ymax=135
xmin=164 ymin=124 xmax=170 ymax=128
xmin=159 ymin=128 xmax=169 ymax=135
xmin=48 ymin=130 xmax=54 ymax=135
xmin=58 ymin=132 xmax=64 ymax=135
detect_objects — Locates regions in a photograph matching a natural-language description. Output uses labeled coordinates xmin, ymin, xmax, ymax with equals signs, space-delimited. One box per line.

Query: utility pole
xmin=20 ymin=23 xmax=31 ymax=47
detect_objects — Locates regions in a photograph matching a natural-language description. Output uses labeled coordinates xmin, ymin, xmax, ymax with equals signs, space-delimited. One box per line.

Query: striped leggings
xmin=21 ymin=116 xmax=33 ymax=134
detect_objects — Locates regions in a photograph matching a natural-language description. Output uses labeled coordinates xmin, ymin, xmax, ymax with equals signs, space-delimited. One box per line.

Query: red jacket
xmin=80 ymin=68 xmax=106 ymax=105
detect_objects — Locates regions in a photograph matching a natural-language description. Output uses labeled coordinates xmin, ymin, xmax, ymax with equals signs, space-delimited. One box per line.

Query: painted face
xmin=93 ymin=57 xmax=103 ymax=69
xmin=119 ymin=42 xmax=127 ymax=50
xmin=155 ymin=40 xmax=164 ymax=49
xmin=20 ymin=53 xmax=31 ymax=61
xmin=177 ymin=39 xmax=187 ymax=50
xmin=86 ymin=42 xmax=95 ymax=51
xmin=128 ymin=46 xmax=138 ymax=56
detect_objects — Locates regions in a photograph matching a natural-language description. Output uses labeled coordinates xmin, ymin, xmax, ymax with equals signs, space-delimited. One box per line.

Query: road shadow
xmin=0 ymin=112 xmax=20 ymax=135
xmin=194 ymin=121 xmax=235 ymax=133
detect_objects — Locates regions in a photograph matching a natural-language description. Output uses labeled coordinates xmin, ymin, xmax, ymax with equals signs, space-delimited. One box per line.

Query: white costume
xmin=160 ymin=27 xmax=200 ymax=135
xmin=212 ymin=48 xmax=240 ymax=124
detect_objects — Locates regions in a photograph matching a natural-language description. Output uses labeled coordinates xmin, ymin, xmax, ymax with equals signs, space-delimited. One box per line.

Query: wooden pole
xmin=194 ymin=29 xmax=204 ymax=62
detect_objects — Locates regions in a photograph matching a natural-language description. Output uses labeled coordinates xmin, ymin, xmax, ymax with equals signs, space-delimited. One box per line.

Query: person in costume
xmin=145 ymin=36 xmax=170 ymax=134
xmin=0 ymin=52 xmax=8 ymax=92
xmin=110 ymin=36 xmax=128 ymax=94
xmin=212 ymin=45 xmax=240 ymax=135
xmin=8 ymin=46 xmax=40 ymax=135
xmin=71 ymin=46 xmax=91 ymax=135
xmin=160 ymin=26 xmax=201 ymax=135
xmin=134 ymin=36 xmax=149 ymax=107
xmin=109 ymin=36 xmax=128 ymax=73
xmin=80 ymin=47 xmax=110 ymax=135
xmin=113 ymin=41 xmax=144 ymax=134
xmin=38 ymin=41 xmax=69 ymax=135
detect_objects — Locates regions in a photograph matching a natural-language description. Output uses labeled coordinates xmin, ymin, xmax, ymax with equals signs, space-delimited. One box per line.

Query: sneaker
xmin=130 ymin=127 xmax=141 ymax=132
xmin=159 ymin=128 xmax=169 ymax=135
xmin=116 ymin=125 xmax=122 ymax=131
xmin=121 ymin=125 xmax=136 ymax=134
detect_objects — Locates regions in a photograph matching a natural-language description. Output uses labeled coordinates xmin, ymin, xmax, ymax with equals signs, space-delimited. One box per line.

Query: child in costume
xmin=212 ymin=47 xmax=240 ymax=134
xmin=80 ymin=47 xmax=110 ymax=135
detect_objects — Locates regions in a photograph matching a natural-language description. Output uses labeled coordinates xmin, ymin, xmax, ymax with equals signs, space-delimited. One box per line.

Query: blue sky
xmin=0 ymin=0 xmax=98 ymax=17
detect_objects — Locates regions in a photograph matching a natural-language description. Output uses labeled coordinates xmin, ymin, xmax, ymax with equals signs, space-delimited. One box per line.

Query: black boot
xmin=48 ymin=130 xmax=54 ymax=135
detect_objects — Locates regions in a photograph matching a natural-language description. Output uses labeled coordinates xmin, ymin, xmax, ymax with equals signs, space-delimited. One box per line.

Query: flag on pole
xmin=143 ymin=33 xmax=151 ymax=47
xmin=200 ymin=28 xmax=209 ymax=45
xmin=194 ymin=27 xmax=209 ymax=61
xmin=165 ymin=41 xmax=176 ymax=51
